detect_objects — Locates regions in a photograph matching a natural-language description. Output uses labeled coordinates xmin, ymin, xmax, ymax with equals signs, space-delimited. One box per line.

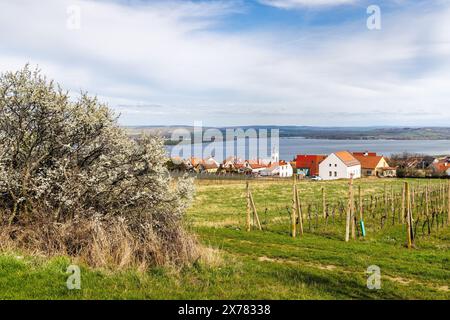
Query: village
xmin=168 ymin=150 xmax=450 ymax=180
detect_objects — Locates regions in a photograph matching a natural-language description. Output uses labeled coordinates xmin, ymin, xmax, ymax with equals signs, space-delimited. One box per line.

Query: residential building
xmin=261 ymin=161 xmax=293 ymax=178
xmin=296 ymin=155 xmax=326 ymax=177
xmin=352 ymin=152 xmax=396 ymax=177
xmin=429 ymin=158 xmax=450 ymax=176
xmin=278 ymin=161 xmax=293 ymax=177
xmin=196 ymin=161 xmax=219 ymax=173
xmin=244 ymin=161 xmax=267 ymax=175
xmin=319 ymin=151 xmax=361 ymax=180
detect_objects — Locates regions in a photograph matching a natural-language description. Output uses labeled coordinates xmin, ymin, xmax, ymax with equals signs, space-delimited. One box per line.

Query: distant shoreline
xmin=125 ymin=126 xmax=450 ymax=142
xmin=162 ymin=136 xmax=450 ymax=145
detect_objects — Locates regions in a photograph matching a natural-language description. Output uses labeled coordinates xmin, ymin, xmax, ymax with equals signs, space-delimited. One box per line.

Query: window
xmin=329 ymin=171 xmax=332 ymax=177
xmin=334 ymin=171 xmax=337 ymax=177
xmin=335 ymin=164 xmax=337 ymax=167
xmin=329 ymin=164 xmax=332 ymax=167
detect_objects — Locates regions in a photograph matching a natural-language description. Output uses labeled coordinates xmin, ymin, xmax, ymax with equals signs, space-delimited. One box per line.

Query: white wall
xmin=279 ymin=164 xmax=293 ymax=177
xmin=346 ymin=165 xmax=361 ymax=179
xmin=319 ymin=153 xmax=361 ymax=180
xmin=261 ymin=163 xmax=293 ymax=177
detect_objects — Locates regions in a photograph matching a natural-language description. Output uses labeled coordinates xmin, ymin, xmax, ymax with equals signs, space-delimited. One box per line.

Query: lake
xmin=166 ymin=137 xmax=450 ymax=161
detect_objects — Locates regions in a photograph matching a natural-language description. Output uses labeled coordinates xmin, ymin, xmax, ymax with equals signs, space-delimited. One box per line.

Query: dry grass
xmin=196 ymin=245 xmax=223 ymax=268
xmin=0 ymin=213 xmax=198 ymax=271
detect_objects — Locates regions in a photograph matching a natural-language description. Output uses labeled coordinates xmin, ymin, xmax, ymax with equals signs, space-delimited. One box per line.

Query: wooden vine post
xmin=351 ymin=185 xmax=356 ymax=240
xmin=322 ymin=187 xmax=326 ymax=219
xmin=401 ymin=184 xmax=405 ymax=224
xmin=249 ymin=191 xmax=262 ymax=231
xmin=246 ymin=182 xmax=262 ymax=231
xmin=405 ymin=182 xmax=414 ymax=249
xmin=295 ymin=183 xmax=303 ymax=236
xmin=448 ymin=180 xmax=450 ymax=226
xmin=291 ymin=181 xmax=297 ymax=237
xmin=391 ymin=185 xmax=395 ymax=225
xmin=359 ymin=185 xmax=366 ymax=237
xmin=246 ymin=182 xmax=251 ymax=232
xmin=383 ymin=183 xmax=387 ymax=227
xmin=345 ymin=175 xmax=354 ymax=242
xmin=411 ymin=185 xmax=415 ymax=223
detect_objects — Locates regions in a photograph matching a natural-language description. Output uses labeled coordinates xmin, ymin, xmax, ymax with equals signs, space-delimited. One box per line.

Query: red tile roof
xmin=199 ymin=162 xmax=219 ymax=170
xmin=249 ymin=163 xmax=267 ymax=169
xmin=352 ymin=153 xmax=385 ymax=170
xmin=431 ymin=161 xmax=450 ymax=173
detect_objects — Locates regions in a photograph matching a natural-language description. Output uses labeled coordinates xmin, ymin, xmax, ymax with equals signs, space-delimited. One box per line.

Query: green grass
xmin=1 ymin=178 xmax=449 ymax=299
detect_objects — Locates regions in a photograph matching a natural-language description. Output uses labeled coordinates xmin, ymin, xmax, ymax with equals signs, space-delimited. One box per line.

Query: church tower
xmin=271 ymin=148 xmax=279 ymax=164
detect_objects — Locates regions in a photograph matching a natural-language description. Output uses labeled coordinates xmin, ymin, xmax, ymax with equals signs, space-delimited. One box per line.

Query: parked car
xmin=311 ymin=176 xmax=322 ymax=181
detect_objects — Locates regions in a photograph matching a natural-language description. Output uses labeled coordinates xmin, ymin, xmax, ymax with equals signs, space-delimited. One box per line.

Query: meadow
xmin=0 ymin=178 xmax=449 ymax=299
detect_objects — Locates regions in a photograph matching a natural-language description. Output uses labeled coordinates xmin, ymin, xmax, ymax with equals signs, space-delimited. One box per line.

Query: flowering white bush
xmin=0 ymin=65 xmax=196 ymax=267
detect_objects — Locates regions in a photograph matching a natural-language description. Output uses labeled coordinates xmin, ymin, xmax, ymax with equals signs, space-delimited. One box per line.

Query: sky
xmin=0 ymin=0 xmax=449 ymax=127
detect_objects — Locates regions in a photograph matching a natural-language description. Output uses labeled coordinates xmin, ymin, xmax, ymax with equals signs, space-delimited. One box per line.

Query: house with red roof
xmin=244 ymin=161 xmax=268 ymax=175
xmin=429 ymin=158 xmax=450 ymax=176
xmin=296 ymin=154 xmax=326 ymax=177
xmin=352 ymin=152 xmax=396 ymax=177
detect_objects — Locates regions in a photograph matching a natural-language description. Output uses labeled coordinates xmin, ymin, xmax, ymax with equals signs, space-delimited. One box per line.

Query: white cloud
xmin=0 ymin=0 xmax=449 ymax=126
xmin=257 ymin=0 xmax=356 ymax=9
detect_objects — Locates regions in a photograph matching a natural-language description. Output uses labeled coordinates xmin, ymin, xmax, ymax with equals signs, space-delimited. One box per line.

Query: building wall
xmin=362 ymin=168 xmax=376 ymax=176
xmin=279 ymin=164 xmax=293 ymax=177
xmin=360 ymin=157 xmax=390 ymax=177
xmin=319 ymin=153 xmax=361 ymax=180
xmin=346 ymin=165 xmax=361 ymax=179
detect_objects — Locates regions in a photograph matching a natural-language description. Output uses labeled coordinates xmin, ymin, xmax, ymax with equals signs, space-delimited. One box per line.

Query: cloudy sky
xmin=0 ymin=0 xmax=449 ymax=126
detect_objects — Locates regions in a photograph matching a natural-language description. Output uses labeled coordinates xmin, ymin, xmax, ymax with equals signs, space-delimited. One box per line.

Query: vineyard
xmin=0 ymin=178 xmax=449 ymax=299
xmin=244 ymin=178 xmax=450 ymax=247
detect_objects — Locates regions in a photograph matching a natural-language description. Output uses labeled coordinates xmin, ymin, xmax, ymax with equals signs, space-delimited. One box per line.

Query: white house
xmin=260 ymin=161 xmax=293 ymax=178
xmin=319 ymin=151 xmax=361 ymax=180
xmin=279 ymin=162 xmax=293 ymax=177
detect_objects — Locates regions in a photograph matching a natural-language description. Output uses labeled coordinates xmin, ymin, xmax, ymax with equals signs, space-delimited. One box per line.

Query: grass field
xmin=0 ymin=178 xmax=449 ymax=299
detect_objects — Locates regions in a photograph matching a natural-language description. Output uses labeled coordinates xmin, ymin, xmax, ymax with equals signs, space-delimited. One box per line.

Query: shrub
xmin=0 ymin=65 xmax=196 ymax=268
